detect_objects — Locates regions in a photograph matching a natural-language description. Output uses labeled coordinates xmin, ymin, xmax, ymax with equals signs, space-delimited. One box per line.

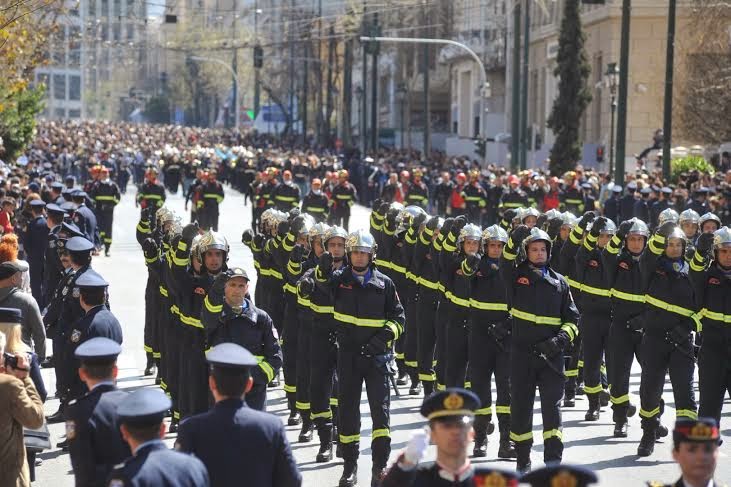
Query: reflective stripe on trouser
xmin=510 ymin=349 xmax=564 ymax=464
xmin=98 ymin=209 xmax=114 ymax=247
xmin=639 ymin=333 xmax=696 ymax=431
xmin=296 ymin=318 xmax=312 ymax=416
xmin=582 ymin=312 xmax=611 ymax=397
xmin=469 ymin=324 xmax=511 ymax=424
xmin=608 ymin=317 xmax=643 ymax=423
xmin=337 ymin=347 xmax=391 ymax=466
xmin=416 ymin=291 xmax=439 ymax=383
xmin=281 ymin=299 xmax=299 ymax=408
xmin=698 ymin=327 xmax=731 ymax=427
xmin=564 ymin=329 xmax=583 ymax=396
xmin=309 ymin=324 xmax=339 ymax=425
xmin=445 ymin=307 xmax=471 ymax=388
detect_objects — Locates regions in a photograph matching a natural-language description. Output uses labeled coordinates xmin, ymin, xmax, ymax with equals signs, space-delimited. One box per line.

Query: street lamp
xmin=355 ymin=85 xmax=363 ymax=150
xmin=604 ymin=62 xmax=620 ymax=179
xmin=395 ymin=83 xmax=407 ymax=150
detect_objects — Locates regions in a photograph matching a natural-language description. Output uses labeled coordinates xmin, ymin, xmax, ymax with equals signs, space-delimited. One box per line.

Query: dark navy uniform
xmin=301 ymin=191 xmax=329 ymax=222
xmin=23 ymin=200 xmax=48 ymax=305
xmin=521 ymin=464 xmax=598 ymax=487
xmin=90 ymin=181 xmax=120 ymax=253
xmin=66 ymin=338 xmax=130 ymax=487
xmin=329 ymin=180 xmax=357 ymax=230
xmin=200 ymin=179 xmax=224 ymax=231
xmin=175 ymin=343 xmax=301 ymax=487
xmin=107 ymin=389 xmax=209 ymax=487
xmin=136 ymin=180 xmax=166 ymax=211
xmin=270 ymin=180 xmax=300 ymax=212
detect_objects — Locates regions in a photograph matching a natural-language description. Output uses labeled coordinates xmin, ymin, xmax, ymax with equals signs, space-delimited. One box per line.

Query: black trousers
xmin=337 ymin=347 xmax=391 ymax=468
xmin=329 ymin=210 xmax=350 ymax=231
xmin=510 ymin=348 xmax=564 ymax=464
xmin=444 ymin=307 xmax=470 ymax=388
xmin=608 ymin=319 xmax=643 ymax=422
xmin=416 ymin=289 xmax=439 ymax=387
xmin=434 ymin=300 xmax=451 ymax=389
xmin=582 ymin=311 xmax=612 ymax=397
xmin=469 ymin=325 xmax=511 ymax=424
xmin=309 ymin=324 xmax=339 ymax=426
xmin=247 ymin=383 xmax=267 ymax=411
xmin=698 ymin=327 xmax=731 ymax=427
xmin=143 ymin=278 xmax=159 ymax=361
xmin=295 ymin=317 xmax=312 ymax=418
xmin=179 ymin=327 xmax=209 ymax=418
xmin=639 ymin=332 xmax=696 ymax=431
xmin=282 ymin=298 xmax=299 ymax=408
xmin=402 ymin=283 xmax=419 ymax=380
xmin=97 ymin=209 xmax=114 ymax=249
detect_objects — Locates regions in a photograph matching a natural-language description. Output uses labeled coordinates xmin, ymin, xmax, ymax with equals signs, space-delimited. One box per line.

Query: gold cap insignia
xmin=690 ymin=423 xmax=712 ymax=439
xmin=443 ymin=392 xmax=464 ymax=410
xmin=551 ymin=471 xmax=577 ymax=487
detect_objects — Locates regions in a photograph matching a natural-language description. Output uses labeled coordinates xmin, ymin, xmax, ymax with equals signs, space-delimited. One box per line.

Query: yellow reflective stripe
xmin=270 ymin=269 xmax=283 ymax=280
xmin=578 ymin=360 xmax=584 ymax=367
xmin=475 ymin=406 xmax=492 ymax=416
xmin=283 ymin=283 xmax=297 ymax=295
xmin=172 ymin=253 xmax=190 ymax=267
xmin=418 ymin=372 xmax=436 ymax=381
xmin=510 ymin=308 xmax=562 ymax=325
xmin=510 ymin=431 xmax=533 ymax=442
xmin=581 ymin=283 xmax=611 ymax=297
xmin=418 ymin=277 xmax=440 ymax=290
xmin=565 ymin=369 xmax=579 ymax=377
xmin=297 ymin=295 xmax=311 ymax=307
xmin=404 ymin=360 xmax=418 ymax=367
xmin=543 ymin=429 xmax=563 ymax=441
xmin=445 ymin=291 xmax=470 ymax=308
xmin=567 ymin=277 xmax=582 ymax=290
xmin=204 ymin=295 xmax=223 ymax=313
xmin=283 ymin=384 xmax=296 ymax=393
xmin=395 ymin=353 xmax=405 ymax=360
xmin=274 ymin=195 xmax=297 ymax=202
xmin=329 ymin=397 xmax=339 ymax=406
xmin=334 ymin=312 xmax=387 ymax=328
xmin=136 ymin=223 xmax=152 ymax=234
xmin=254 ymin=356 xmax=275 ymax=382
xmin=95 ymin=195 xmax=116 ymax=201
xmin=676 ymin=410 xmax=698 ymax=419
xmin=145 ymin=255 xmax=157 ymax=264
xmin=372 ymin=428 xmax=390 ymax=439
xmin=639 ymin=407 xmax=660 ymax=418
xmin=700 ymin=308 xmax=731 ymax=324
xmin=495 ymin=405 xmax=511 ymax=414
xmin=385 ymin=320 xmax=402 ymax=339
xmin=171 ymin=305 xmax=204 ymax=329
xmin=611 ymin=288 xmax=646 ymax=303
xmin=648 ymin=235 xmax=665 ymax=255
xmin=295 ymin=402 xmax=310 ymax=410
xmin=561 ymin=322 xmax=579 ymax=342
xmin=375 ymin=259 xmax=392 ymax=269
xmin=645 ymin=295 xmax=697 ymax=318
xmin=335 ymin=194 xmax=353 ymax=200
xmin=259 ymin=267 xmax=272 ymax=276
xmin=310 ymin=410 xmax=333 ymax=420
xmin=143 ymin=345 xmax=153 ymax=353
xmin=152 ymin=352 xmax=161 ymax=358
xmin=390 ymin=263 xmax=406 ymax=274
xmin=339 ymin=434 xmax=360 ymax=444
xmin=159 ymin=285 xmax=168 ymax=297
xmin=583 ymin=233 xmax=597 ymax=251
xmin=583 ymin=384 xmax=603 ymax=394
xmin=606 ymin=236 xmax=621 ymax=254
xmin=610 ymin=394 xmax=630 ymax=405
xmin=310 ymin=303 xmax=334 ymax=315
xmin=305 ymin=206 xmax=326 ymax=213
xmin=142 ymin=194 xmax=163 ymax=200
xmin=469 ymin=299 xmax=509 ymax=311
xmin=565 ymin=198 xmax=583 ymax=205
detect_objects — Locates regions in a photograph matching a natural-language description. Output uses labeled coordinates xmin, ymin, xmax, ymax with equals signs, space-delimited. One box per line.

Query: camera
xmin=3 ymin=352 xmax=18 ymax=370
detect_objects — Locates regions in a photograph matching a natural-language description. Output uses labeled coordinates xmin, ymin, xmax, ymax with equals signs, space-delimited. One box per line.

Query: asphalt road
xmin=33 ymin=184 xmax=730 ymax=487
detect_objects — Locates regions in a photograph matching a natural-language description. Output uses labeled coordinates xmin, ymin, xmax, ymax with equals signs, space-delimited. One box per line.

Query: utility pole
xmin=316 ymin=0 xmax=323 ymax=144
xmin=661 ymin=0 xmax=676 ymax=179
xmin=253 ymin=0 xmax=260 ymax=117
xmin=519 ymin=0 xmax=530 ymax=170
xmin=370 ymin=12 xmax=379 ymax=152
xmin=343 ymin=37 xmax=353 ymax=147
xmin=303 ymin=40 xmax=309 ymax=145
xmin=289 ymin=0 xmax=296 ymax=135
xmin=614 ymin=0 xmax=631 ymax=185
xmin=231 ymin=0 xmax=238 ymax=129
xmin=422 ymin=2 xmax=431 ymax=159
xmin=361 ymin=1 xmax=368 ymax=154
xmin=510 ymin=1 xmax=521 ymax=171
xmin=326 ymin=23 xmax=335 ymax=146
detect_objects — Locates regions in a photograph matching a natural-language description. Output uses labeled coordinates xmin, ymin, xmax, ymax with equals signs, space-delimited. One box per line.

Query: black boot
xmin=516 ymin=444 xmax=531 ymax=474
xmin=287 ymin=397 xmax=301 ymax=426
xmin=422 ymin=381 xmax=434 ymax=397
xmin=599 ymin=389 xmax=610 ymax=407
xmin=614 ymin=421 xmax=628 ymax=438
xmin=585 ymin=396 xmax=600 ymax=421
xmin=338 ymin=460 xmax=358 ymax=487
xmin=472 ymin=417 xmax=488 ymax=458
xmin=656 ymin=424 xmax=669 ymax=439
xmin=396 ymin=370 xmax=409 ymax=386
xmin=637 ymin=427 xmax=656 ymax=457
xmin=371 ymin=465 xmax=386 ymax=487
xmin=497 ymin=428 xmax=516 ymax=458
xmin=409 ymin=379 xmax=422 ymax=396
xmin=563 ymin=388 xmax=576 ymax=407
xmin=104 ymin=244 xmax=110 ymax=257
xmin=627 ymin=403 xmax=637 ymax=418
xmin=316 ymin=425 xmax=333 ymax=463
xmin=298 ymin=416 xmax=314 ymax=443
xmin=47 ymin=403 xmax=66 ymax=424
xmin=144 ymin=353 xmax=156 ymax=376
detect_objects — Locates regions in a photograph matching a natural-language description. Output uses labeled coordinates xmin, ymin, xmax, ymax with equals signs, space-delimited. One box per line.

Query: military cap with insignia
xmin=46 ymin=203 xmax=66 ymax=216
xmin=627 ymin=181 xmax=637 ymax=190
xmin=117 ymin=388 xmax=171 ymax=426
xmin=74 ymin=336 xmax=121 ymax=363
xmin=206 ymin=342 xmax=258 ymax=369
xmin=227 ymin=266 xmax=249 ymax=281
xmin=520 ymin=464 xmax=598 ymax=487
xmin=0 ymin=307 xmax=22 ymax=322
xmin=60 ymin=222 xmax=85 ymax=239
xmin=66 ymin=236 xmax=95 ymax=253
xmin=420 ymin=387 xmax=480 ymax=421
xmin=75 ymin=269 xmax=109 ymax=288
xmin=71 ymin=190 xmax=87 ymax=199
xmin=473 ymin=467 xmax=520 ymax=486
xmin=640 ymin=186 xmax=652 ymax=195
xmin=673 ymin=417 xmax=720 ymax=446
xmin=661 ymin=187 xmax=672 ymax=195
xmin=50 ymin=181 xmax=64 ymax=190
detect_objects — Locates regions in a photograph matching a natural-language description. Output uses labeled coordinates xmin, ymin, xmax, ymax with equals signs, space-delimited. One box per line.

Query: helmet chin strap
xmin=352 ymin=265 xmax=369 ymax=272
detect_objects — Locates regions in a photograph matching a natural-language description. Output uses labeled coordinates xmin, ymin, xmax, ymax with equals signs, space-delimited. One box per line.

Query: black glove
xmin=241 ymin=229 xmax=254 ymax=245
xmin=318 ymin=251 xmax=334 ymax=274
xmin=503 ymin=209 xmax=517 ymax=223
xmin=277 ymin=220 xmax=290 ymax=238
xmin=253 ymin=234 xmax=265 ymax=249
xmin=510 ymin=224 xmax=531 ymax=247
xmin=211 ymin=272 xmax=230 ymax=296
xmin=627 ymin=315 xmax=644 ymax=333
xmin=291 ymin=244 xmax=305 ymax=262
xmin=547 ymin=217 xmax=563 ymax=240
xmin=298 ymin=278 xmax=314 ymax=297
xmin=378 ymin=202 xmax=391 ymax=215
xmin=464 ymin=253 xmax=481 ymax=273
xmin=452 ymin=215 xmax=468 ymax=232
xmin=182 ymin=222 xmax=199 ymax=243
xmin=426 ymin=216 xmax=440 ymax=231
xmin=491 ymin=320 xmax=512 ymax=340
xmin=578 ymin=211 xmax=596 ymax=230
xmin=667 ymin=323 xmax=691 ymax=346
xmin=696 ymin=232 xmax=714 ymax=255
xmin=536 ymin=214 xmax=548 ymax=230
xmin=657 ymin=221 xmax=676 ymax=238
xmin=589 ymin=216 xmax=607 ymax=238
xmin=412 ymin=212 xmax=427 ymax=230
xmin=288 ymin=207 xmax=301 ymax=221
xmin=142 ymin=206 xmax=154 ymax=222
xmin=534 ymin=336 xmax=563 ymax=358
xmin=386 ymin=207 xmax=400 ymax=226
xmin=372 ymin=198 xmax=383 ymax=211
xmin=441 ymin=217 xmax=455 ymax=236
xmin=616 ymin=220 xmax=633 ymax=241
xmin=362 ymin=328 xmax=395 ymax=356
xmin=290 ymin=215 xmax=306 ymax=235
xmin=142 ymin=238 xmax=158 ymax=255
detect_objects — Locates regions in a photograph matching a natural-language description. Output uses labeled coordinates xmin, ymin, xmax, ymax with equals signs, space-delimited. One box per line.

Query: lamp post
xmin=395 ymin=83 xmax=407 ymax=150
xmin=355 ymin=85 xmax=363 ymax=151
xmin=604 ymin=62 xmax=619 ymax=178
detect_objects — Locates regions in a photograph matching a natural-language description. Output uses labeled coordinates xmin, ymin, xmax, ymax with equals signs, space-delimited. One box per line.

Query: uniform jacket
xmin=0 ymin=375 xmax=44 ymax=487
xmin=73 ymin=205 xmax=99 ymax=244
xmin=270 ymin=182 xmax=299 ymax=211
xmin=175 ymin=398 xmax=301 ymax=487
xmin=301 ymin=191 xmax=329 ymax=221
xmin=690 ymin=254 xmax=731 ymax=343
xmin=136 ymin=182 xmax=166 ymax=209
xmin=106 ymin=440 xmax=209 ymax=487
xmin=331 ymin=183 xmax=357 ymax=213
xmin=575 ymin=235 xmax=611 ymax=314
xmin=381 ymin=458 xmax=489 ymax=487
xmin=66 ymin=383 xmax=130 ymax=487
xmin=602 ymin=236 xmax=646 ymax=323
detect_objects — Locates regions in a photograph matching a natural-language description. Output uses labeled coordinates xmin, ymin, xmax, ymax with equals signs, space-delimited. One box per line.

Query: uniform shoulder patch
xmin=65 ymin=420 xmax=76 ymax=440
xmin=708 ymin=277 xmax=721 ymax=285
xmin=72 ymin=287 xmax=80 ymax=298
xmin=517 ymin=277 xmax=530 ymax=285
xmin=619 ymin=261 xmax=630 ymax=269
xmin=71 ymin=329 xmax=82 ymax=343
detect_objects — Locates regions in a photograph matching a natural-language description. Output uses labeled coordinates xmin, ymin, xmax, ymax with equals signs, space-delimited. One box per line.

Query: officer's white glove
xmin=402 ymin=428 xmax=430 ymax=466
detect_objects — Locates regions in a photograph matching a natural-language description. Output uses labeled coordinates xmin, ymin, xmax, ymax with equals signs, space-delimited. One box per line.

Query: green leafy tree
xmin=0 ymin=84 xmax=45 ymax=160
xmin=546 ymin=0 xmax=592 ymax=175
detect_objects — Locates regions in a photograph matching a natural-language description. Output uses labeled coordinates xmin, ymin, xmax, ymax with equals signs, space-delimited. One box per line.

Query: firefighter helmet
xmin=482 ymin=224 xmax=509 ymax=244
xmin=658 ymin=208 xmax=680 ymax=226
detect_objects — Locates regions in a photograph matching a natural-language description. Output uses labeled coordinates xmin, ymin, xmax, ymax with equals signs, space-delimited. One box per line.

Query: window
xmin=54 ymin=108 xmax=66 ymax=119
xmin=101 ymin=0 xmax=108 ymax=17
xmin=69 ymin=75 xmax=81 ymax=100
xmin=113 ymin=23 xmax=120 ymax=41
xmin=126 ymin=23 xmax=134 ymax=39
xmin=68 ymin=109 xmax=81 ymax=118
xmin=53 ymin=74 xmax=66 ymax=100
xmin=88 ymin=0 xmax=96 ymax=16
xmin=114 ymin=0 xmax=121 ymax=17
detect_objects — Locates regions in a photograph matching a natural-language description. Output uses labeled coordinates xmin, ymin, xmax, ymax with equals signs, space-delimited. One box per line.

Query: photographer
xmin=0 ymin=331 xmax=45 ymax=487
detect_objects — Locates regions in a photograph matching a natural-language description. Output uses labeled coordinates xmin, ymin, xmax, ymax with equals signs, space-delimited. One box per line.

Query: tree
xmin=546 ymin=0 xmax=592 ymax=175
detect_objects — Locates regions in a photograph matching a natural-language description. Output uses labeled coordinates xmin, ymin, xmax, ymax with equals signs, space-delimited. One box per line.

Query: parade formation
xmin=0 ymin=121 xmax=729 ymax=487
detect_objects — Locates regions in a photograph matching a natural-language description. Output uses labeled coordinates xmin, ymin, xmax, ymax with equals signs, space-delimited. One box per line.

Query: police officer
xmin=136 ymin=168 xmax=166 ymax=214
xmin=66 ymin=338 xmax=130 ymax=487
xmin=301 ymin=178 xmax=330 ymax=222
xmin=650 ymin=187 xmax=673 ymax=228
xmin=501 ymin=225 xmax=580 ymax=473
xmin=106 ymin=389 xmax=209 ymax=487
xmin=620 ymin=182 xmax=638 ymax=223
xmin=201 ymin=267 xmax=282 ymax=411
xmin=521 ymin=465 xmax=598 ymax=487
xmin=23 ymin=199 xmax=48 ymax=305
xmin=50 ymin=181 xmax=66 ymax=205
xmin=43 ymin=203 xmax=69 ymax=308
xmin=314 ymin=229 xmax=405 ymax=487
xmin=330 ymin=170 xmax=357 ymax=230
xmin=90 ymin=169 xmax=120 ymax=256
xmin=603 ymin=185 xmax=623 ymax=224
xmin=691 ymin=227 xmax=731 ymax=428
xmin=71 ymin=190 xmax=99 ymax=247
xmin=175 ymin=343 xmax=301 ymax=487
xmin=381 ymin=388 xmax=520 ymax=487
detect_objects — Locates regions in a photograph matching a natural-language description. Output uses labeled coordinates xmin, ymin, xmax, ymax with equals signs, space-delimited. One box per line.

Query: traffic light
xmin=253 ymin=45 xmax=263 ymax=68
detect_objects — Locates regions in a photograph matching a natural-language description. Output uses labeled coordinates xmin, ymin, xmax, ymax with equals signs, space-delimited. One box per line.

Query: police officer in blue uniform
xmin=71 ymin=190 xmax=99 ymax=246
xmin=66 ymin=338 xmax=131 ymax=487
xmin=175 ymin=343 xmax=301 ymax=487
xmin=106 ymin=389 xmax=209 ymax=487
xmin=23 ymin=199 xmax=48 ymax=305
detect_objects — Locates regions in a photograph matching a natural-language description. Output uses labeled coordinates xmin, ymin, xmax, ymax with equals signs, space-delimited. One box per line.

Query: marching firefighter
xmin=501 ymin=225 xmax=580 ymax=473
xmin=271 ymin=170 xmax=301 ymax=212
xmin=200 ymin=168 xmax=225 ymax=231
xmin=136 ymin=167 xmax=166 ymax=214
xmin=302 ymin=178 xmax=330 ymax=222
xmin=636 ymin=222 xmax=699 ymax=457
xmin=404 ymin=168 xmax=429 ymax=209
xmin=691 ymin=227 xmax=731 ymax=428
xmin=89 ymin=167 xmax=120 ymax=256
xmin=330 ymin=170 xmax=357 ymax=230
xmin=314 ymin=229 xmax=405 ymax=487
xmin=461 ymin=170 xmax=487 ymax=224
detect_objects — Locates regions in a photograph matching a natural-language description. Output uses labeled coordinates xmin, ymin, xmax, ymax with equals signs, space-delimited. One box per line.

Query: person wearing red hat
xmin=499 ymin=175 xmax=529 ymax=216
xmin=302 ymin=178 xmax=330 ymax=222
xmin=330 ymin=170 xmax=357 ymax=230
xmin=271 ymin=169 xmax=301 ymax=213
